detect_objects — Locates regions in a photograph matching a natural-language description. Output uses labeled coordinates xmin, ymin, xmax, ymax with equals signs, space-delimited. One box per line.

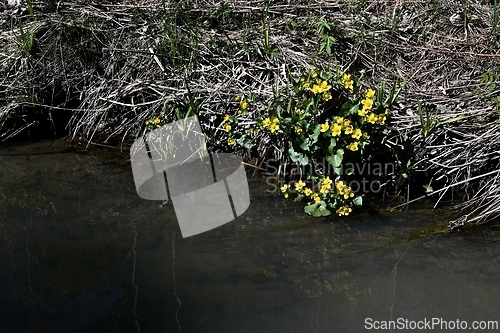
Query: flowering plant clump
xmin=224 ymin=67 xmax=400 ymax=217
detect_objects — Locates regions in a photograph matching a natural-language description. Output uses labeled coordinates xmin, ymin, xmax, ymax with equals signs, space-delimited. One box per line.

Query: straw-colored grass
xmin=1 ymin=0 xmax=499 ymax=229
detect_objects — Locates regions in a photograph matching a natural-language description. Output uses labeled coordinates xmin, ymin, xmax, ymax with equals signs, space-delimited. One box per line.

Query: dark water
xmin=1 ymin=140 xmax=500 ymax=333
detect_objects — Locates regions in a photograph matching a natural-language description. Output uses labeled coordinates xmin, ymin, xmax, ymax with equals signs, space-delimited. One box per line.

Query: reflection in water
xmin=1 ymin=140 xmax=500 ymax=332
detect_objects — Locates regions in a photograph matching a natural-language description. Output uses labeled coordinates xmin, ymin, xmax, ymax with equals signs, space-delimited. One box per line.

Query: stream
xmin=0 ymin=139 xmax=499 ymax=332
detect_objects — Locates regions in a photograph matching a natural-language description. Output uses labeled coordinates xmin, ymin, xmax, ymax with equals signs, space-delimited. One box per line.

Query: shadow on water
xmin=1 ymin=139 xmax=500 ymax=332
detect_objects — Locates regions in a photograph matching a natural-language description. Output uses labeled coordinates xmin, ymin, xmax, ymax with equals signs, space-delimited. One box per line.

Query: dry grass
xmin=1 ymin=0 xmax=499 ymax=229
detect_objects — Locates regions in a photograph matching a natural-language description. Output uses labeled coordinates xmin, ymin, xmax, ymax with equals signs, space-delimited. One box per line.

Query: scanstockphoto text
xmin=263 ymin=158 xmax=395 ymax=194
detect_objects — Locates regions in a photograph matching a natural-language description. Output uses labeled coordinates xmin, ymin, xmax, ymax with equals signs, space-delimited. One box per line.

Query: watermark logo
xmin=130 ymin=116 xmax=250 ymax=238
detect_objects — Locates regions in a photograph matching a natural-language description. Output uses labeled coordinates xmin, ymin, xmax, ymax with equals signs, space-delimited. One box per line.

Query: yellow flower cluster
xmin=328 ymin=116 xmax=366 ymax=146
xmin=281 ymin=184 xmax=289 ymax=198
xmin=336 ymin=181 xmax=354 ymax=199
xmin=336 ymin=205 xmax=352 ymax=216
xmin=358 ymin=89 xmax=375 ymax=117
xmin=262 ymin=117 xmax=280 ymax=133
xmin=145 ymin=117 xmax=161 ymax=128
xmin=311 ymin=80 xmax=332 ymax=95
xmin=235 ymin=94 xmax=248 ymax=110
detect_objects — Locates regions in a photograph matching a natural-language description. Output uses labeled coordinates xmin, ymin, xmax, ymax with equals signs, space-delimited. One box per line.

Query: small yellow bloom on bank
xmin=366 ymin=113 xmax=377 ymax=124
xmin=336 ymin=205 xmax=352 ymax=216
xmin=342 ymin=74 xmax=354 ymax=90
xmin=352 ymin=128 xmax=362 ymax=139
xmin=304 ymin=187 xmax=313 ymax=196
xmin=228 ymin=138 xmax=236 ymax=145
xmin=347 ymin=141 xmax=359 ymax=151
xmin=331 ymin=123 xmax=342 ymax=137
xmin=295 ymin=180 xmax=306 ymax=192
xmin=366 ymin=89 xmax=376 ymax=98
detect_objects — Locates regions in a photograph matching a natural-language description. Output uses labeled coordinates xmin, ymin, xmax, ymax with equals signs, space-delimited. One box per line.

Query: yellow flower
xmin=366 ymin=89 xmax=376 ymax=98
xmin=323 ymin=92 xmax=332 ymax=101
xmin=335 ymin=116 xmax=344 ymax=124
xmin=224 ymin=123 xmax=231 ymax=132
xmin=366 ymin=113 xmax=377 ymax=124
xmin=320 ymin=122 xmax=329 ymax=132
xmin=295 ymin=109 xmax=303 ymax=115
xmin=295 ymin=180 xmax=306 ymax=192
xmin=304 ymin=187 xmax=313 ymax=196
xmin=248 ymin=128 xmax=254 ymax=135
xmin=358 ymin=108 xmax=367 ymax=117
xmin=320 ymin=185 xmax=330 ymax=194
xmin=311 ymin=84 xmax=322 ymax=94
xmin=284 ymin=192 xmax=289 ymax=198
xmin=281 ymin=184 xmax=288 ymax=192
xmin=322 ymin=176 xmax=333 ymax=187
xmin=342 ymin=74 xmax=354 ymax=90
xmin=240 ymin=100 xmax=248 ymax=110
xmin=352 ymin=128 xmax=362 ymax=139
xmin=302 ymin=81 xmax=310 ymax=89
xmin=224 ymin=114 xmax=231 ymax=122
xmin=311 ymin=72 xmax=318 ymax=78
xmin=343 ymin=119 xmax=351 ymax=127
xmin=272 ymin=117 xmax=279 ymax=125
xmin=262 ymin=117 xmax=272 ymax=127
xmin=344 ymin=125 xmax=353 ymax=135
xmin=339 ymin=185 xmax=354 ymax=199
xmin=295 ymin=126 xmax=303 ymax=134
xmin=269 ymin=123 xmax=280 ymax=133
xmin=331 ymin=123 xmax=342 ymax=137
xmin=336 ymin=181 xmax=345 ymax=191
xmin=153 ymin=117 xmax=160 ymax=124
xmin=385 ymin=109 xmax=390 ymax=115
xmin=319 ymin=80 xmax=331 ymax=92
xmin=347 ymin=141 xmax=359 ymax=151
xmin=228 ymin=138 xmax=236 ymax=145
xmin=361 ymin=98 xmax=373 ymax=110
xmin=376 ymin=114 xmax=386 ymax=125
xmin=362 ymin=132 xmax=369 ymax=139
xmin=313 ymin=193 xmax=321 ymax=203
xmin=235 ymin=94 xmax=242 ymax=101
xmin=145 ymin=120 xmax=150 ymax=125
xmin=336 ymin=205 xmax=352 ymax=216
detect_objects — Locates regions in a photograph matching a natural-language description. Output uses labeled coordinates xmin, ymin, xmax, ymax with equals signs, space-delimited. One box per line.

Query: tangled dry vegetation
xmin=0 ymin=0 xmax=499 ymax=229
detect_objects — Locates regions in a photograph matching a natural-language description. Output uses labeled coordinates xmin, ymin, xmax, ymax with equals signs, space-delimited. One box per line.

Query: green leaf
xmin=311 ymin=124 xmax=321 ymax=142
xmin=353 ymin=196 xmax=363 ymax=207
xmin=304 ymin=202 xmax=331 ymax=217
xmin=294 ymin=194 xmax=304 ymax=202
xmin=326 ymin=148 xmax=344 ymax=168
xmin=340 ymin=101 xmax=352 ymax=116
xmin=288 ymin=145 xmax=309 ymax=165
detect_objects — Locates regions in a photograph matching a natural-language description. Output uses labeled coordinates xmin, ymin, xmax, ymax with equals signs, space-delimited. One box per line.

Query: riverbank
xmin=1 ymin=0 xmax=499 ymax=229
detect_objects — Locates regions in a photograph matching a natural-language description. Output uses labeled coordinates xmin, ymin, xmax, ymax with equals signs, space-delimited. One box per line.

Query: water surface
xmin=1 ymin=140 xmax=499 ymax=332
